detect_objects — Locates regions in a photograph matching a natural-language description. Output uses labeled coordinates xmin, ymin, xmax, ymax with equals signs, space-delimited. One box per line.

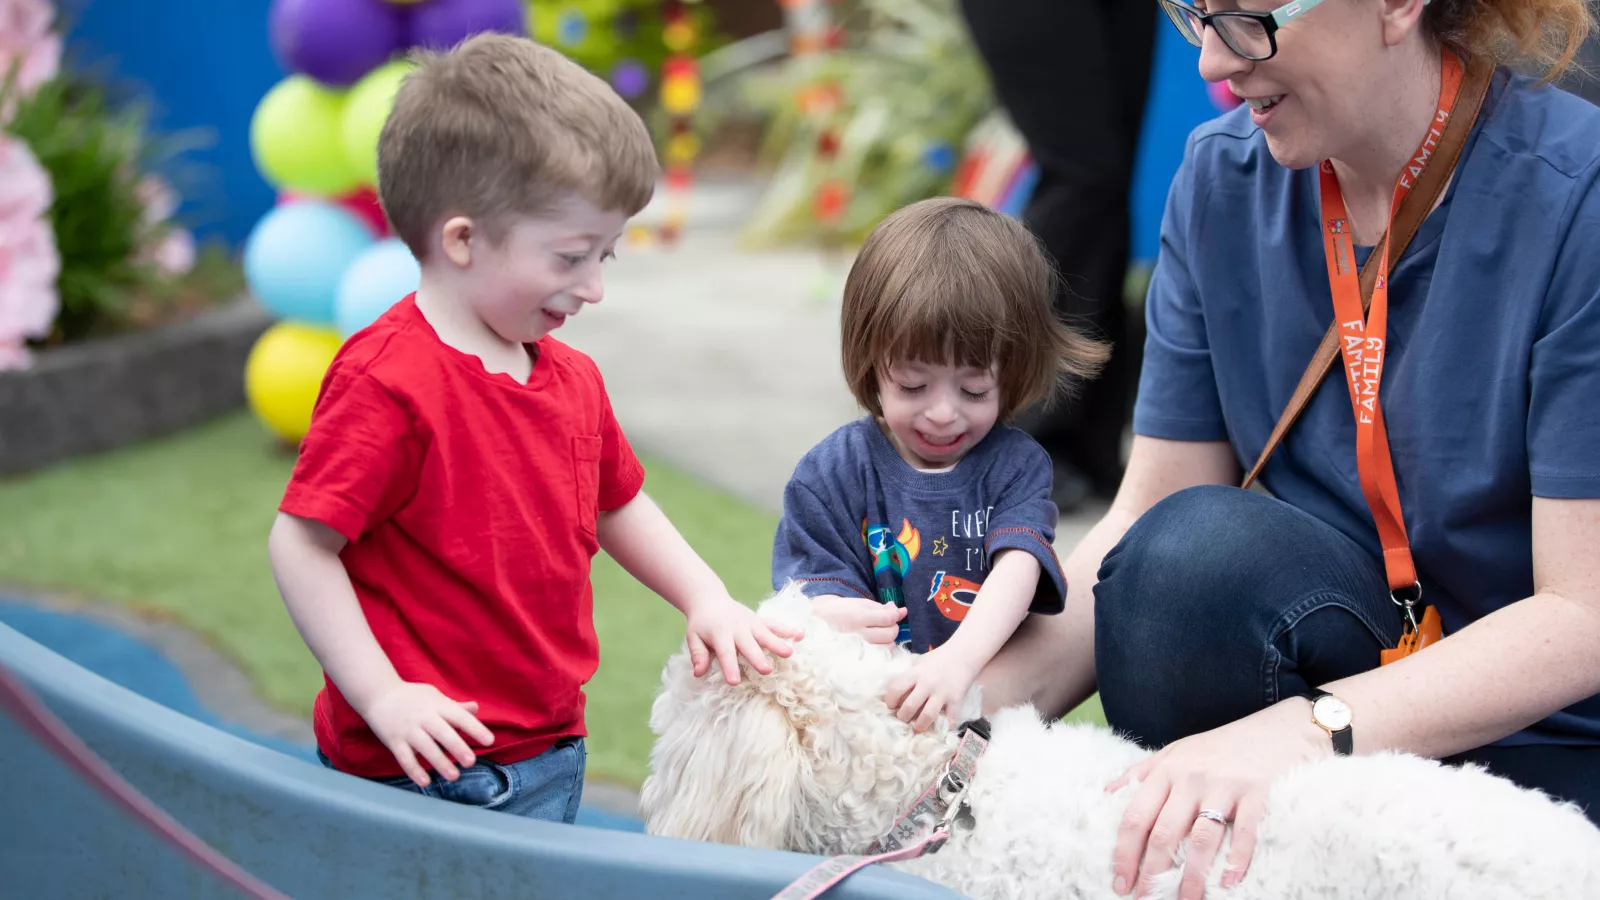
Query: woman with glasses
xmin=972 ymin=1 xmax=1600 ymax=898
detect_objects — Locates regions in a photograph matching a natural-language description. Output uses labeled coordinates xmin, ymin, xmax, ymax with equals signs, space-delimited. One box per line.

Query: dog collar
xmin=766 ymin=718 xmax=990 ymax=900
xmin=865 ymin=717 xmax=990 ymax=856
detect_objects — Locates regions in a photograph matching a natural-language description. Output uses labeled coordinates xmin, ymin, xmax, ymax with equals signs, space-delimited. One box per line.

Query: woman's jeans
xmin=1093 ymin=485 xmax=1599 ymax=826
xmin=318 ymin=737 xmax=585 ymax=823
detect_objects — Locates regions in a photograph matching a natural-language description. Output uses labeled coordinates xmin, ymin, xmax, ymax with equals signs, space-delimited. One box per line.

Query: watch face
xmin=1314 ymin=696 xmax=1352 ymax=730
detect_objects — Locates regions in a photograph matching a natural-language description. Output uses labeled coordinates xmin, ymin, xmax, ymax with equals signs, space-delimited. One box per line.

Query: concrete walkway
xmin=560 ymin=176 xmax=1108 ymax=549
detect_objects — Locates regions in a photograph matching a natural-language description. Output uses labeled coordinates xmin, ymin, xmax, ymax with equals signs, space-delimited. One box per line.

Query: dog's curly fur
xmin=641 ymin=584 xmax=1600 ymax=899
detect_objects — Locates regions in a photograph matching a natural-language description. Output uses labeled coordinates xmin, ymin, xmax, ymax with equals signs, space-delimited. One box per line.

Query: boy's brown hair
xmin=840 ymin=196 xmax=1110 ymax=422
xmin=377 ymin=32 xmax=659 ymax=260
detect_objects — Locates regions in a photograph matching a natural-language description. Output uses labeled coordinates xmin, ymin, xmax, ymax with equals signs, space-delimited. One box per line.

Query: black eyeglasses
xmin=1157 ymin=0 xmax=1329 ymax=62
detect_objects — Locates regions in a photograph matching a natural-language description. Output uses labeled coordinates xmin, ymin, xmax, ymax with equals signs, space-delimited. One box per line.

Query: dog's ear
xmin=639 ymin=650 xmax=809 ymax=850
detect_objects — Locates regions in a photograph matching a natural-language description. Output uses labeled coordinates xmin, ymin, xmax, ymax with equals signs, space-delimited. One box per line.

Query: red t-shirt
xmin=279 ymin=295 xmax=644 ymax=778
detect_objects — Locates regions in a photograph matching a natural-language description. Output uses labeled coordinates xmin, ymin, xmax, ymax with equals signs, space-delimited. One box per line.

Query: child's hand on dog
xmin=809 ymin=594 xmax=906 ymax=644
xmin=361 ymin=681 xmax=496 ymax=788
xmin=884 ymin=645 xmax=980 ymax=732
xmin=684 ymin=595 xmax=804 ymax=686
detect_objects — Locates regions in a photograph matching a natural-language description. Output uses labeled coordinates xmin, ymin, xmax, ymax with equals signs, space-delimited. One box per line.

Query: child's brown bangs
xmin=873 ymin=258 xmax=1018 ymax=376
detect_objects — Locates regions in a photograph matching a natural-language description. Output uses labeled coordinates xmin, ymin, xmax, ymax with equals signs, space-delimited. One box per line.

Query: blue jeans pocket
xmin=321 ymin=741 xmax=584 ymax=821
xmin=430 ymin=761 xmax=516 ymax=810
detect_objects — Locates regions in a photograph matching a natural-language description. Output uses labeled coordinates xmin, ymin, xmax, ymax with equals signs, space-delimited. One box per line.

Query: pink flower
xmin=135 ymin=175 xmax=195 ymax=277
xmin=150 ymin=228 xmax=195 ymax=277
xmin=0 ymin=0 xmax=60 ymax=122
xmin=137 ymin=175 xmax=178 ymax=227
xmin=0 ymin=133 xmax=60 ymax=370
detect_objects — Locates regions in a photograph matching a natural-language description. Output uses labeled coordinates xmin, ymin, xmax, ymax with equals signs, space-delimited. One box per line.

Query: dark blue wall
xmin=61 ymin=0 xmax=284 ymax=249
xmin=1128 ymin=22 xmax=1215 ymax=265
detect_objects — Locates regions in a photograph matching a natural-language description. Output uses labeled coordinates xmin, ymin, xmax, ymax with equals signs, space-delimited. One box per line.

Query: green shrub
xmin=4 ymin=71 xmax=226 ymax=342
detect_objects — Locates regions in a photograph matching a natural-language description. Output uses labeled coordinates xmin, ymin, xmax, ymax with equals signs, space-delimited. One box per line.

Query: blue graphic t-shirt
xmin=771 ymin=417 xmax=1066 ymax=651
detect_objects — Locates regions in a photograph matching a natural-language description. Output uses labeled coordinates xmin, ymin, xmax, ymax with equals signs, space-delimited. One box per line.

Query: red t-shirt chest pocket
xmin=572 ymin=434 xmax=603 ymax=537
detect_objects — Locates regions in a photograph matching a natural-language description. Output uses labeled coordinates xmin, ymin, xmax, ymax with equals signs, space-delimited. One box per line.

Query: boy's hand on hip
xmin=810 ymin=594 xmax=906 ymax=644
xmin=361 ymin=682 xmax=496 ymax=788
xmin=685 ymin=595 xmax=804 ymax=685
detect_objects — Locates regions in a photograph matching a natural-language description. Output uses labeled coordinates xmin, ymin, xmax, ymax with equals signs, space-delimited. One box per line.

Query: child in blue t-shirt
xmin=772 ymin=196 xmax=1109 ymax=731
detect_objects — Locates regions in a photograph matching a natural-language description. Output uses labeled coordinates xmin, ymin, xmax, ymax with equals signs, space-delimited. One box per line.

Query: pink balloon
xmin=1208 ymin=79 xmax=1243 ymax=113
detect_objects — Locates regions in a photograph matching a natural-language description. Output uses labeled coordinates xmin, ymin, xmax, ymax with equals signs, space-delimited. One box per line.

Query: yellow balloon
xmin=244 ymin=322 xmax=344 ymax=444
xmin=342 ymin=60 xmax=416 ymax=189
xmin=250 ymin=76 xmax=361 ymax=197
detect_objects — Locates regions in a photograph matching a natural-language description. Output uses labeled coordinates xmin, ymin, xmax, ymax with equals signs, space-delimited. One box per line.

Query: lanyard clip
xmin=1390 ymin=581 xmax=1423 ymax=632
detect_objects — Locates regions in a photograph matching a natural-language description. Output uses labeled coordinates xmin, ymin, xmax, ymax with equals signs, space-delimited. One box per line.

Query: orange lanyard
xmin=1317 ymin=50 xmax=1464 ymax=599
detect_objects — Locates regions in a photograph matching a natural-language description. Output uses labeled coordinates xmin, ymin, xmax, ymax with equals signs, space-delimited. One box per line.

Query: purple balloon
xmin=406 ymin=0 xmax=527 ymax=51
xmin=269 ymin=0 xmax=405 ymax=88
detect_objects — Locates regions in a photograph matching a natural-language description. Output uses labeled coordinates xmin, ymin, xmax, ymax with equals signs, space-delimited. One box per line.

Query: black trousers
xmin=957 ymin=0 xmax=1158 ymax=496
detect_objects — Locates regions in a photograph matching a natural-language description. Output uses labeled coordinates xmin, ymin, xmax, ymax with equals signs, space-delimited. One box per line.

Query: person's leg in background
xmin=957 ymin=0 xmax=1158 ymax=511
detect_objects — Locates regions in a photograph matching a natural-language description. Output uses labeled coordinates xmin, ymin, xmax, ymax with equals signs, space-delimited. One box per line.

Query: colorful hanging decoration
xmin=650 ymin=0 xmax=702 ymax=246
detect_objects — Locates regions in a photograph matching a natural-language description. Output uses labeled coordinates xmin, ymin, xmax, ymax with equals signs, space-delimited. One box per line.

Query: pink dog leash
xmin=768 ymin=829 xmax=953 ymax=900
xmin=0 ymin=659 xmax=290 ymax=899
xmin=768 ymin=718 xmax=990 ymax=900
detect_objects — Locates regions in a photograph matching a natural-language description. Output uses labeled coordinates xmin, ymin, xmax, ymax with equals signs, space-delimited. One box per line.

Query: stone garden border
xmin=0 ymin=297 xmax=271 ymax=477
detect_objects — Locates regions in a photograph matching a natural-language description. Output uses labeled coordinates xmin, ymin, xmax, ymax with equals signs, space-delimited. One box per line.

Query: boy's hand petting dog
xmin=884 ymin=644 xmax=981 ymax=732
xmin=361 ymin=681 xmax=496 ymax=788
xmin=808 ymin=594 xmax=907 ymax=644
xmin=684 ymin=595 xmax=804 ymax=686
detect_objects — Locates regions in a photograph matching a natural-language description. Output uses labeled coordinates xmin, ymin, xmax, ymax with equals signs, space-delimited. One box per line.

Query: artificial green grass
xmin=0 ymin=411 xmax=1104 ymax=786
xmin=0 ymin=412 xmax=780 ymax=787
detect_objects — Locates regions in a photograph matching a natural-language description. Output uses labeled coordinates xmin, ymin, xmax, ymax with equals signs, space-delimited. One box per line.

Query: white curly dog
xmin=640 ymin=584 xmax=1600 ymax=900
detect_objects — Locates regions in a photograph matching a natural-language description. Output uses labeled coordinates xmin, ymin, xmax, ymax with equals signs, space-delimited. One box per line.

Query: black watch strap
xmin=1303 ymin=691 xmax=1353 ymax=755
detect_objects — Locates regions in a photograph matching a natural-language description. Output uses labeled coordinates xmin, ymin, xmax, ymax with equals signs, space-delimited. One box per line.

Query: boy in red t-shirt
xmin=267 ymin=33 xmax=801 ymax=822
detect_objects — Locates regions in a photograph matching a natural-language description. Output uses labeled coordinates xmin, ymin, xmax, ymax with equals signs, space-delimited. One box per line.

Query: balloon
xmin=268 ymin=0 xmax=405 ymax=88
xmin=1208 ymin=79 xmax=1243 ymax=112
xmin=250 ymin=76 xmax=362 ymax=196
xmin=334 ymin=186 xmax=390 ymax=237
xmin=341 ymin=59 xmax=415 ymax=188
xmin=335 ymin=238 xmax=420 ymax=337
xmin=406 ymin=0 xmax=527 ymax=51
xmin=244 ymin=322 xmax=344 ymax=444
xmin=243 ymin=200 xmax=376 ymax=324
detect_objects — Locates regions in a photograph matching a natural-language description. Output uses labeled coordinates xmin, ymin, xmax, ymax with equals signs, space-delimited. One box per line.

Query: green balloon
xmin=250 ymin=75 xmax=360 ymax=196
xmin=342 ymin=60 xmax=416 ymax=189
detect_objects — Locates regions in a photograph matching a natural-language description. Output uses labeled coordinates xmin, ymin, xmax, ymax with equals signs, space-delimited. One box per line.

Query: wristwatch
xmin=1302 ymin=691 xmax=1353 ymax=755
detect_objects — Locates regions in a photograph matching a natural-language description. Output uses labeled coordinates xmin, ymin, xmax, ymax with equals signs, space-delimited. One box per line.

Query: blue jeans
xmin=1093 ymin=485 xmax=1600 ymax=825
xmin=318 ymin=737 xmax=586 ymax=823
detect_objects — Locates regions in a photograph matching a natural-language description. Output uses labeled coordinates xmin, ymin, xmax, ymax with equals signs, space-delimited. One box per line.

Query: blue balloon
xmin=335 ymin=238 xmax=421 ymax=337
xmin=243 ymin=201 xmax=376 ymax=324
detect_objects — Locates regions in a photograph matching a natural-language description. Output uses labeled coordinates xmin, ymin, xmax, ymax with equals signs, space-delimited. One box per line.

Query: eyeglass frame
xmin=1159 ymin=0 xmax=1433 ymax=62
xmin=1157 ymin=0 xmax=1329 ymax=62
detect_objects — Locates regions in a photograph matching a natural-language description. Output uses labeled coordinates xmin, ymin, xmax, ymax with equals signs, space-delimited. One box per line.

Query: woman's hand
xmin=1107 ymin=698 xmax=1329 ymax=899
